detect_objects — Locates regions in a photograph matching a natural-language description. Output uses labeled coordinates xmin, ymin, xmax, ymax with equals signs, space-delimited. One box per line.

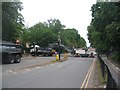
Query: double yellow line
xmin=80 ymin=59 xmax=95 ymax=89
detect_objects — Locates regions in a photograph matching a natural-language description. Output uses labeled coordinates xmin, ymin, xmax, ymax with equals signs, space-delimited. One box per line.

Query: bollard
xmin=64 ymin=53 xmax=67 ymax=59
xmin=56 ymin=54 xmax=59 ymax=61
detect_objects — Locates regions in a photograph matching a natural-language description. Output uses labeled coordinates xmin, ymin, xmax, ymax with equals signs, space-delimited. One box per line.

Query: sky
xmin=20 ymin=0 xmax=96 ymax=47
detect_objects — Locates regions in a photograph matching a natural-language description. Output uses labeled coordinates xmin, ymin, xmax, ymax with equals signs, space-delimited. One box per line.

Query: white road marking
xmin=80 ymin=58 xmax=95 ymax=88
xmin=6 ymin=70 xmax=17 ymax=74
xmin=50 ymin=64 xmax=54 ymax=66
xmin=7 ymin=70 xmax=12 ymax=73
xmin=36 ymin=67 xmax=41 ymax=69
xmin=25 ymin=69 xmax=31 ymax=71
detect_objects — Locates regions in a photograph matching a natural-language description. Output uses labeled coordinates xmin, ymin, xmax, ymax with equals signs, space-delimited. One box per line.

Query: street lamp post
xmin=58 ymin=32 xmax=61 ymax=60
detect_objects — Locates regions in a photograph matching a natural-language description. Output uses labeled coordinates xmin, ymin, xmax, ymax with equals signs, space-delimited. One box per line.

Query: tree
xmin=23 ymin=19 xmax=86 ymax=48
xmin=2 ymin=2 xmax=24 ymax=42
xmin=60 ymin=28 xmax=86 ymax=48
xmin=87 ymin=2 xmax=120 ymax=60
xmin=27 ymin=22 xmax=57 ymax=47
xmin=47 ymin=18 xmax=65 ymax=34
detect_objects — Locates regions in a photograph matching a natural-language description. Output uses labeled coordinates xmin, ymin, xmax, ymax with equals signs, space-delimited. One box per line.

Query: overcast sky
xmin=20 ymin=0 xmax=96 ymax=47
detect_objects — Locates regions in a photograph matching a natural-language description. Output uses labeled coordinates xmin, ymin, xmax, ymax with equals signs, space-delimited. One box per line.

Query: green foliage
xmin=87 ymin=2 xmax=120 ymax=60
xmin=22 ymin=19 xmax=86 ymax=48
xmin=2 ymin=2 xmax=24 ymax=42
xmin=2 ymin=2 xmax=86 ymax=49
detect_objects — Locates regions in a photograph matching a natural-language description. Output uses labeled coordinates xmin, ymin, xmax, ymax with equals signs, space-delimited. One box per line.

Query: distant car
xmin=74 ymin=53 xmax=80 ymax=57
xmin=74 ymin=49 xmax=87 ymax=57
xmin=0 ymin=41 xmax=22 ymax=64
xmin=89 ymin=53 xmax=94 ymax=58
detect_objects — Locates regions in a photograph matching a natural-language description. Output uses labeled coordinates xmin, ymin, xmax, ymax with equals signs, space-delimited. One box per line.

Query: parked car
xmin=37 ymin=47 xmax=55 ymax=56
xmin=0 ymin=41 xmax=22 ymax=64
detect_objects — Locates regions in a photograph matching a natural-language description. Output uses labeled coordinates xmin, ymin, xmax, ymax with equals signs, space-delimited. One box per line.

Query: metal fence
xmin=98 ymin=54 xmax=120 ymax=90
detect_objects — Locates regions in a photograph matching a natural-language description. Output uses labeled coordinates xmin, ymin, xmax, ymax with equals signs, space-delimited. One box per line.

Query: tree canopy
xmin=2 ymin=2 xmax=24 ymax=42
xmin=22 ymin=19 xmax=86 ymax=48
xmin=87 ymin=1 xmax=120 ymax=60
xmin=2 ymin=2 xmax=86 ymax=50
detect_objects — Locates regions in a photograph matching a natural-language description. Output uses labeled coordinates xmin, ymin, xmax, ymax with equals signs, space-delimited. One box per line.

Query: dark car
xmin=89 ymin=52 xmax=94 ymax=58
xmin=0 ymin=41 xmax=22 ymax=64
xmin=36 ymin=47 xmax=55 ymax=56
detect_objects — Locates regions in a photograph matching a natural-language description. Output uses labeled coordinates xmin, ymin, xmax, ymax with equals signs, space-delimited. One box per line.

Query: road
xmin=2 ymin=57 xmax=94 ymax=88
xmin=2 ymin=57 xmax=54 ymax=73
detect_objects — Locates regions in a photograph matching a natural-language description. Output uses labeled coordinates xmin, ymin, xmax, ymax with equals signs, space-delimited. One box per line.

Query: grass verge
xmin=50 ymin=60 xmax=58 ymax=63
xmin=97 ymin=60 xmax=107 ymax=86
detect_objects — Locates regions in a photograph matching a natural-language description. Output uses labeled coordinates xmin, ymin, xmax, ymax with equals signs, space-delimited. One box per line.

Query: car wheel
xmin=8 ymin=55 xmax=14 ymax=64
xmin=14 ymin=55 xmax=21 ymax=63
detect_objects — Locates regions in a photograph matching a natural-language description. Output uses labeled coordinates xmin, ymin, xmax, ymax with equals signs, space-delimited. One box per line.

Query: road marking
xmin=50 ymin=64 xmax=54 ymax=66
xmin=6 ymin=70 xmax=17 ymax=74
xmin=80 ymin=58 xmax=95 ymax=89
xmin=7 ymin=70 xmax=13 ymax=73
xmin=36 ymin=67 xmax=41 ymax=69
xmin=85 ymin=59 xmax=95 ymax=88
xmin=25 ymin=69 xmax=31 ymax=71
xmin=80 ymin=61 xmax=93 ymax=88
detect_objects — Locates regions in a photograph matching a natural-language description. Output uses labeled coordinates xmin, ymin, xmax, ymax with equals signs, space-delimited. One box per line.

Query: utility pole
xmin=58 ymin=32 xmax=61 ymax=60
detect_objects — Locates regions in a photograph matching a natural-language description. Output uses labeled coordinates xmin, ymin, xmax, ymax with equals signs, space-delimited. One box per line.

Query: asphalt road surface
xmin=2 ymin=57 xmax=94 ymax=88
xmin=2 ymin=57 xmax=54 ymax=73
